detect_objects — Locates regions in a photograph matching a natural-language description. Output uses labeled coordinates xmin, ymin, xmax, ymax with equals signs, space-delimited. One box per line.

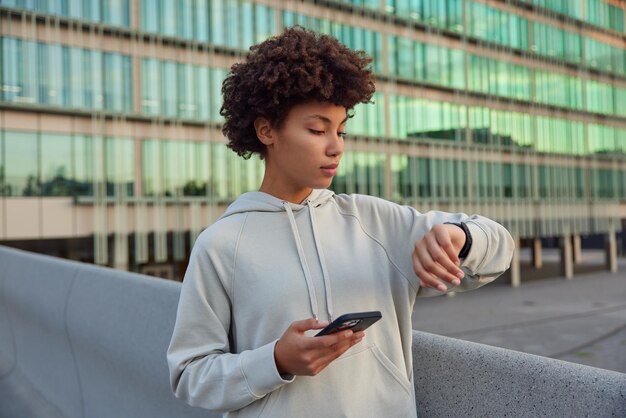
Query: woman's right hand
xmin=274 ymin=318 xmax=364 ymax=376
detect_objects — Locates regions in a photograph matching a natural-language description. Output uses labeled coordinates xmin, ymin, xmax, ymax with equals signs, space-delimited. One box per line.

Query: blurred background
xmin=1 ymin=0 xmax=626 ymax=284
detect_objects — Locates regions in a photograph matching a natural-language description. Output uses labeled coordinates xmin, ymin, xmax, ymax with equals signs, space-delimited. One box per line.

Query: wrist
xmin=273 ymin=340 xmax=287 ymax=375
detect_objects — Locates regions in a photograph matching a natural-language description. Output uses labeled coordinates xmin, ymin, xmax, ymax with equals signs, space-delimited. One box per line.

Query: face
xmin=255 ymin=101 xmax=347 ymax=203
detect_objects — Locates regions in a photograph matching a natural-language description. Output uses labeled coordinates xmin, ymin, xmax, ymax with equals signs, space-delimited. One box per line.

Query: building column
xmin=605 ymin=229 xmax=618 ymax=273
xmin=572 ymin=234 xmax=582 ymax=264
xmin=510 ymin=236 xmax=521 ymax=287
xmin=532 ymin=238 xmax=542 ymax=269
xmin=560 ymin=234 xmax=573 ymax=279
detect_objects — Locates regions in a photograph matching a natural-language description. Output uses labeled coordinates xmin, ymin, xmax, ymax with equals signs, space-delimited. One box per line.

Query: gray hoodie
xmin=167 ymin=189 xmax=514 ymax=417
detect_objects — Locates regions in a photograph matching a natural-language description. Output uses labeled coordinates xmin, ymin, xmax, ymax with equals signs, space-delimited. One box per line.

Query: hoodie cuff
xmin=460 ymin=222 xmax=489 ymax=275
xmin=239 ymin=340 xmax=295 ymax=399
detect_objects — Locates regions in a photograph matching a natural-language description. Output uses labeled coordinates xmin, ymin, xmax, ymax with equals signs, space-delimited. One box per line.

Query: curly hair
xmin=220 ymin=26 xmax=376 ymax=159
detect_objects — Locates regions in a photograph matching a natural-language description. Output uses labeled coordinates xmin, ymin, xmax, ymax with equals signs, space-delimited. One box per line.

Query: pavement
xmin=412 ymin=248 xmax=626 ymax=374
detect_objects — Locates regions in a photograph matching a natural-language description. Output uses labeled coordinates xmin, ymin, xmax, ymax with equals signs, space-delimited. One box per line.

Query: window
xmin=4 ymin=0 xmax=129 ymax=26
xmin=40 ymin=134 xmax=72 ymax=196
xmin=105 ymin=137 xmax=134 ymax=197
xmin=1 ymin=38 xmax=39 ymax=104
xmin=103 ymin=53 xmax=132 ymax=112
xmin=4 ymin=131 xmax=39 ymax=196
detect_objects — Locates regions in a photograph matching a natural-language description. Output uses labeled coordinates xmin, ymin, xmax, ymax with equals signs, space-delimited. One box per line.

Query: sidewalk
xmin=412 ymin=249 xmax=626 ymax=373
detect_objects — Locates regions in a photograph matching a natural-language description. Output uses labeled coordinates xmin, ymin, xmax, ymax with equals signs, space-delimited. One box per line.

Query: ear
xmin=254 ymin=117 xmax=275 ymax=146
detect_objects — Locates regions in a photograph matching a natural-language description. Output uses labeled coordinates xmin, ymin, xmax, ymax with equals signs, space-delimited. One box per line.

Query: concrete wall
xmin=0 ymin=246 xmax=213 ymax=418
xmin=0 ymin=246 xmax=624 ymax=418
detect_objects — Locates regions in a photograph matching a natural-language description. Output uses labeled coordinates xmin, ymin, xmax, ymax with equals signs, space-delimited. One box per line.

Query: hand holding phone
xmin=315 ymin=311 xmax=382 ymax=337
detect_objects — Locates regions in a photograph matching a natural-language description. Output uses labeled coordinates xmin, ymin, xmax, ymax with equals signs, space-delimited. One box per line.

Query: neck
xmin=258 ymin=180 xmax=313 ymax=204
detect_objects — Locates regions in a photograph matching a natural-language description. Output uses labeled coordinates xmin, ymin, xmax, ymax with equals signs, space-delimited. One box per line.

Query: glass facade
xmin=1 ymin=0 xmax=625 ymax=272
xmin=139 ymin=0 xmax=275 ymax=49
xmin=1 ymin=37 xmax=131 ymax=111
xmin=140 ymin=59 xmax=226 ymax=121
xmin=4 ymin=124 xmax=624 ymax=201
xmin=0 ymin=0 xmax=130 ymax=26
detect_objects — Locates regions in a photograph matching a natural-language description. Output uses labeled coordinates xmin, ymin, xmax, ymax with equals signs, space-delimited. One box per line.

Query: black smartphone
xmin=315 ymin=311 xmax=382 ymax=337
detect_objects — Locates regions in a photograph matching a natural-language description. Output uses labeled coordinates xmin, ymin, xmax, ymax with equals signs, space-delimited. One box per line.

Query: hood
xmin=220 ymin=188 xmax=336 ymax=219
xmin=219 ymin=188 xmax=337 ymax=322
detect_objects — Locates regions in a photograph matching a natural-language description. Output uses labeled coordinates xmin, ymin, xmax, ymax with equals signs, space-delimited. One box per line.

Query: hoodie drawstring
xmin=283 ymin=202 xmax=320 ymax=321
xmin=283 ymin=200 xmax=334 ymax=323
xmin=307 ymin=200 xmax=334 ymax=323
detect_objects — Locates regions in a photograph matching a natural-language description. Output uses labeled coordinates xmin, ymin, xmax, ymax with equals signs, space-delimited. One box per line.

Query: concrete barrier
xmin=0 ymin=246 xmax=624 ymax=417
xmin=0 ymin=246 xmax=214 ymax=418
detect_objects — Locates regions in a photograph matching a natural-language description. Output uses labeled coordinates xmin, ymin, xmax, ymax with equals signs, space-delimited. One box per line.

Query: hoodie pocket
xmin=369 ymin=345 xmax=411 ymax=395
xmin=257 ymin=344 xmax=414 ymax=418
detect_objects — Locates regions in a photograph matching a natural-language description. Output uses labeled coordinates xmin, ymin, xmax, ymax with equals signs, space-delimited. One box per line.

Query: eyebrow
xmin=304 ymin=114 xmax=348 ymax=125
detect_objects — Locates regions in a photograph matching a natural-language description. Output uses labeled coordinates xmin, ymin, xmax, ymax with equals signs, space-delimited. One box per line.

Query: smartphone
xmin=315 ymin=311 xmax=382 ymax=337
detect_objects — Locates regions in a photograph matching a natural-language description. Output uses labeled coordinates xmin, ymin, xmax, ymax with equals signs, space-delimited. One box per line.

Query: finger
xmin=291 ymin=318 xmax=329 ymax=333
xmin=423 ymin=235 xmax=463 ymax=284
xmin=412 ymin=241 xmax=448 ymax=292
xmin=412 ymin=247 xmax=432 ymax=284
xmin=415 ymin=242 xmax=459 ymax=287
xmin=318 ymin=334 xmax=363 ymax=364
xmin=310 ymin=332 xmax=366 ymax=374
xmin=419 ymin=275 xmax=448 ymax=292
xmin=432 ymin=225 xmax=461 ymax=265
xmin=330 ymin=331 xmax=363 ymax=349
xmin=413 ymin=252 xmax=447 ymax=292
xmin=313 ymin=329 xmax=354 ymax=348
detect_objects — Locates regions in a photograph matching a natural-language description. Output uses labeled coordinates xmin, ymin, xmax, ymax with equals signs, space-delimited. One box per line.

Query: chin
xmin=314 ymin=179 xmax=334 ymax=190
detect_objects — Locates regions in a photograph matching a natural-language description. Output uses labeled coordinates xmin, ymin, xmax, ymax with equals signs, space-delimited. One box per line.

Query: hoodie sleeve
xmin=167 ymin=224 xmax=294 ymax=412
xmin=347 ymin=195 xmax=514 ymax=297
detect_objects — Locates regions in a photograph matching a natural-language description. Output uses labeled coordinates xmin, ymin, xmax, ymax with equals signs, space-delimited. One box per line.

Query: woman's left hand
xmin=412 ymin=223 xmax=467 ymax=292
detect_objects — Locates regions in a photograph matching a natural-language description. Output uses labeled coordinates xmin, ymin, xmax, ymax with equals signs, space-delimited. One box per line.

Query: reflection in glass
xmin=105 ymin=138 xmax=134 ymax=197
xmin=4 ymin=0 xmax=129 ymax=26
xmin=5 ymin=131 xmax=39 ymax=196
xmin=41 ymin=134 xmax=72 ymax=196
xmin=104 ymin=53 xmax=132 ymax=112
xmin=142 ymin=139 xmax=162 ymax=197
xmin=1 ymin=38 xmax=131 ymax=112
xmin=74 ymin=135 xmax=93 ymax=197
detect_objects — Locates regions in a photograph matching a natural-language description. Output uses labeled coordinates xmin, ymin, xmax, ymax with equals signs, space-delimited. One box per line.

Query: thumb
xmin=291 ymin=318 xmax=329 ymax=333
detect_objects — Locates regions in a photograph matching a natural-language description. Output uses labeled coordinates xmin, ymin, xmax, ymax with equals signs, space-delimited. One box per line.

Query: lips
xmin=321 ymin=164 xmax=338 ymax=177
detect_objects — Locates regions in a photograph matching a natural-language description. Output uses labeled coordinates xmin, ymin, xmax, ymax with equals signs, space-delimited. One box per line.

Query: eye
xmin=338 ymin=132 xmax=347 ymax=139
xmin=309 ymin=129 xmax=324 ymax=135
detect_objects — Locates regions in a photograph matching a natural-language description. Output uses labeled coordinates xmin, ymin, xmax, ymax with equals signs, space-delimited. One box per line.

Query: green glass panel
xmin=142 ymin=59 xmax=161 ymax=115
xmin=103 ymin=53 xmax=132 ymax=112
xmin=105 ymin=137 xmax=134 ymax=197
xmin=197 ymin=66 xmax=210 ymax=121
xmin=5 ymin=131 xmax=39 ymax=196
xmin=142 ymin=139 xmax=161 ymax=197
xmin=161 ymin=61 xmax=178 ymax=117
xmin=41 ymin=134 xmax=72 ymax=196
xmin=160 ymin=0 xmax=177 ymax=37
xmin=163 ymin=141 xmax=185 ymax=197
xmin=103 ymin=0 xmax=129 ymax=27
xmin=179 ymin=0 xmax=194 ymax=39
xmin=179 ymin=63 xmax=196 ymax=119
xmin=39 ymin=43 xmax=66 ymax=106
xmin=195 ymin=0 xmax=210 ymax=41
xmin=74 ymin=134 xmax=93 ymax=197
xmin=141 ymin=0 xmax=159 ymax=32
xmin=258 ymin=4 xmax=276 ymax=41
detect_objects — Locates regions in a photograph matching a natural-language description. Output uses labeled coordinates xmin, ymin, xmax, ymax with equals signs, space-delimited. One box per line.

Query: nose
xmin=326 ymin=132 xmax=344 ymax=157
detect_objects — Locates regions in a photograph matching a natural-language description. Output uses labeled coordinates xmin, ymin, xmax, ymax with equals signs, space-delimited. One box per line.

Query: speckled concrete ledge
xmin=412 ymin=330 xmax=626 ymax=417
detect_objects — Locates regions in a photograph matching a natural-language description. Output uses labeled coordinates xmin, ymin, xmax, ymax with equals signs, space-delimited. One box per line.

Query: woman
xmin=167 ymin=27 xmax=514 ymax=417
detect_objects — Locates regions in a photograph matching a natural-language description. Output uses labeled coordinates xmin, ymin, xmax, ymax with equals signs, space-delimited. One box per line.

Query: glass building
xmin=1 ymin=0 xmax=625 ymax=281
